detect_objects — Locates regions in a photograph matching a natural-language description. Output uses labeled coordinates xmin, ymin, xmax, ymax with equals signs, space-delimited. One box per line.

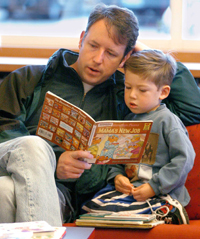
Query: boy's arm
xmin=107 ymin=165 xmax=133 ymax=194
xmin=114 ymin=174 xmax=133 ymax=195
xmin=149 ymin=128 xmax=195 ymax=198
xmin=107 ymin=164 xmax=126 ymax=185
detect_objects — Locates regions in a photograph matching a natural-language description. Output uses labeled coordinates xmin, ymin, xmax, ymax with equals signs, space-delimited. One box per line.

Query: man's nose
xmin=93 ymin=49 xmax=104 ymax=64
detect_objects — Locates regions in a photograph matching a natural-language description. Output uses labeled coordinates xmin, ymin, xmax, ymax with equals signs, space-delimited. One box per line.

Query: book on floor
xmin=0 ymin=221 xmax=66 ymax=239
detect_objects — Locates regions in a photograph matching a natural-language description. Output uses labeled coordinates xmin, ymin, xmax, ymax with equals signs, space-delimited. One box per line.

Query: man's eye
xmin=90 ymin=43 xmax=97 ymax=48
xmin=107 ymin=51 xmax=116 ymax=57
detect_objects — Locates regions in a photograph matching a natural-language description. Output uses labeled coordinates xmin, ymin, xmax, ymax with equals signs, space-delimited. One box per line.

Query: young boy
xmin=82 ymin=50 xmax=195 ymax=224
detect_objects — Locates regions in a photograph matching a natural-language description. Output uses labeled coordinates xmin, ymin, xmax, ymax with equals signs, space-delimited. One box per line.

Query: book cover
xmin=0 ymin=221 xmax=66 ymax=239
xmin=36 ymin=91 xmax=153 ymax=164
xmin=32 ymin=227 xmax=66 ymax=239
xmin=75 ymin=218 xmax=164 ymax=229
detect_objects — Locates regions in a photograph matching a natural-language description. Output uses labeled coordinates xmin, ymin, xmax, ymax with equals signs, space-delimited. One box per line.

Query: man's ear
xmin=118 ymin=50 xmax=133 ymax=68
xmin=159 ymin=85 xmax=171 ymax=100
xmin=78 ymin=31 xmax=85 ymax=49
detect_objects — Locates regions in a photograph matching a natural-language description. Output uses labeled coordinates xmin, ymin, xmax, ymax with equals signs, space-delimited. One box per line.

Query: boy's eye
xmin=140 ymin=89 xmax=147 ymax=92
xmin=125 ymin=85 xmax=131 ymax=90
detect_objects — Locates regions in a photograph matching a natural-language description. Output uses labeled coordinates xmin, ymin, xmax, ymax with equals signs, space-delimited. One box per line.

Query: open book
xmin=36 ymin=91 xmax=153 ymax=164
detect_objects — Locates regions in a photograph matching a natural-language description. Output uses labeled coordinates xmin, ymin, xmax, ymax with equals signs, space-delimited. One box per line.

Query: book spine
xmin=88 ymin=124 xmax=97 ymax=146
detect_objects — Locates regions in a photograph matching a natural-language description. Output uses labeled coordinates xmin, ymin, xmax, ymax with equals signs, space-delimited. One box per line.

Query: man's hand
xmin=56 ymin=150 xmax=93 ymax=179
xmin=131 ymin=183 xmax=155 ymax=201
xmin=114 ymin=174 xmax=133 ymax=195
xmin=134 ymin=41 xmax=151 ymax=52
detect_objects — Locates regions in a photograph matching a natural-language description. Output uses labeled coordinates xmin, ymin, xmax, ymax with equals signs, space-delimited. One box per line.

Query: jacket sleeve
xmin=162 ymin=62 xmax=200 ymax=126
xmin=0 ymin=65 xmax=45 ymax=142
xmin=149 ymin=127 xmax=195 ymax=197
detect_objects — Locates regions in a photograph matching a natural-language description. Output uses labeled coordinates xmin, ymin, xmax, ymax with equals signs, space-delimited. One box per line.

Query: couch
xmin=64 ymin=124 xmax=200 ymax=238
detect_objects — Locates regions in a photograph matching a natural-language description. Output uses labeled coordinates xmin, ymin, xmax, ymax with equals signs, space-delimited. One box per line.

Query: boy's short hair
xmin=84 ymin=4 xmax=139 ymax=56
xmin=124 ymin=49 xmax=177 ymax=88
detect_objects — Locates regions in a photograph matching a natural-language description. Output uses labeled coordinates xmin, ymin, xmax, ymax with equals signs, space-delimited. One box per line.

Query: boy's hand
xmin=56 ymin=150 xmax=92 ymax=179
xmin=131 ymin=183 xmax=155 ymax=201
xmin=114 ymin=174 xmax=133 ymax=195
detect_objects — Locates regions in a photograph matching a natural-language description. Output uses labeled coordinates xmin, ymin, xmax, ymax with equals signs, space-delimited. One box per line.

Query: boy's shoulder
xmin=125 ymin=104 xmax=186 ymax=130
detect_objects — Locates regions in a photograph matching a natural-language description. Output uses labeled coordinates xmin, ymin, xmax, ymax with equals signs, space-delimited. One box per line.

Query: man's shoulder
xmin=114 ymin=69 xmax=125 ymax=82
xmin=47 ymin=48 xmax=78 ymax=67
xmin=112 ymin=69 xmax=125 ymax=93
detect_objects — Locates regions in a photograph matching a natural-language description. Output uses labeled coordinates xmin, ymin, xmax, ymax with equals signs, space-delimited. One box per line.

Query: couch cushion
xmin=64 ymin=221 xmax=200 ymax=239
xmin=185 ymin=124 xmax=200 ymax=219
xmin=94 ymin=220 xmax=200 ymax=239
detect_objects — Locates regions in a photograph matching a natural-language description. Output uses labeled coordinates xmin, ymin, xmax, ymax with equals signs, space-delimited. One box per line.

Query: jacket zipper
xmin=79 ymin=92 xmax=86 ymax=109
xmin=82 ymin=93 xmax=86 ymax=102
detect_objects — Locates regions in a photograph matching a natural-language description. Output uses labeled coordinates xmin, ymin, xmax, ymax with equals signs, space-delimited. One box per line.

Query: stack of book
xmin=75 ymin=212 xmax=164 ymax=229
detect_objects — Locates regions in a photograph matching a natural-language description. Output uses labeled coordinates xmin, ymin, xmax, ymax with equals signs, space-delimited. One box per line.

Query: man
xmin=0 ymin=4 xmax=200 ymax=226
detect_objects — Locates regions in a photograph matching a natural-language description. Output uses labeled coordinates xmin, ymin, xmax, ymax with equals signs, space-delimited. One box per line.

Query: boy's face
xmin=124 ymin=70 xmax=166 ymax=114
xmin=72 ymin=19 xmax=131 ymax=86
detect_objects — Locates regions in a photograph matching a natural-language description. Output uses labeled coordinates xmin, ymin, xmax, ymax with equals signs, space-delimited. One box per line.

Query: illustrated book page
xmin=36 ymin=91 xmax=153 ymax=164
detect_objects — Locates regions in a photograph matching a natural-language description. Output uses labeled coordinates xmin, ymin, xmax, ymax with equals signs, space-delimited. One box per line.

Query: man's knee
xmin=12 ymin=135 xmax=56 ymax=168
xmin=17 ymin=136 xmax=52 ymax=153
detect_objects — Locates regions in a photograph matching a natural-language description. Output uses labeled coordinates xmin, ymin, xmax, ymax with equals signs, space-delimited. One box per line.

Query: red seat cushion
xmin=185 ymin=124 xmax=200 ymax=219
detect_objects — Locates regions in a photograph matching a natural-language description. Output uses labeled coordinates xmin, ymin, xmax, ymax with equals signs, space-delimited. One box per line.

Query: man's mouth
xmin=90 ymin=67 xmax=98 ymax=72
xmin=88 ymin=67 xmax=100 ymax=73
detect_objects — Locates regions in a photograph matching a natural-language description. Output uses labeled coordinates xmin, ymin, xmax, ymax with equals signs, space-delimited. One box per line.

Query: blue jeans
xmin=0 ymin=136 xmax=63 ymax=226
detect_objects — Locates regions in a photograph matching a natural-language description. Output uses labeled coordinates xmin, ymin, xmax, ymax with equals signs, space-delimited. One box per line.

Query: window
xmin=182 ymin=0 xmax=200 ymax=40
xmin=0 ymin=0 xmax=199 ymax=51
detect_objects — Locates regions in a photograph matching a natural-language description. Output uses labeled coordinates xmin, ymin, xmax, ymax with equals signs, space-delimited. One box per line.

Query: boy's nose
xmin=130 ymin=90 xmax=137 ymax=98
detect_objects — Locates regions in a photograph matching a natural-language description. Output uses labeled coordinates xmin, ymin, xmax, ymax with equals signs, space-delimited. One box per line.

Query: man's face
xmin=72 ymin=19 xmax=129 ymax=86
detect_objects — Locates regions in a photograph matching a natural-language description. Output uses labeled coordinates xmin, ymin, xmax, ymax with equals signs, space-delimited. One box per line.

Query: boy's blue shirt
xmin=107 ymin=104 xmax=195 ymax=206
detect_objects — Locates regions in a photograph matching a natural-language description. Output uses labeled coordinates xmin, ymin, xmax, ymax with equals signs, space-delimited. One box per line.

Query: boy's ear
xmin=78 ymin=31 xmax=85 ymax=49
xmin=118 ymin=50 xmax=133 ymax=68
xmin=159 ymin=85 xmax=171 ymax=100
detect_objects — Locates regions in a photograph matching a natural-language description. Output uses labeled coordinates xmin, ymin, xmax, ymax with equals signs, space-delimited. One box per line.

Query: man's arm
xmin=0 ymin=65 xmax=45 ymax=142
xmin=163 ymin=62 xmax=200 ymax=126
